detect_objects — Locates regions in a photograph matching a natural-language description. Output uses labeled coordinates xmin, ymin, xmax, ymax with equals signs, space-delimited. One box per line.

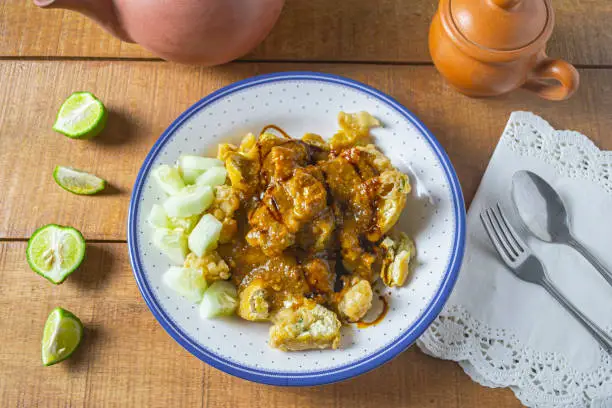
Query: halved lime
xmin=53 ymin=91 xmax=107 ymax=139
xmin=41 ymin=307 xmax=84 ymax=366
xmin=53 ymin=166 xmax=106 ymax=195
xmin=26 ymin=224 xmax=86 ymax=284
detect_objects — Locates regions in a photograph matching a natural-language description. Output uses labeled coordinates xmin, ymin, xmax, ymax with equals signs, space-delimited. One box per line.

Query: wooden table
xmin=2 ymin=1 xmax=611 ymax=407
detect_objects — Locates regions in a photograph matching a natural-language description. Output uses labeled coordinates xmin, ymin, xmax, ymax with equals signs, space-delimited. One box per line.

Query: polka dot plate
xmin=128 ymin=72 xmax=466 ymax=386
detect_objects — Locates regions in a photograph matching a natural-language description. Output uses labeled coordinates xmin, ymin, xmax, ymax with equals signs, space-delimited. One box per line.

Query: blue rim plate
xmin=128 ymin=71 xmax=466 ymax=386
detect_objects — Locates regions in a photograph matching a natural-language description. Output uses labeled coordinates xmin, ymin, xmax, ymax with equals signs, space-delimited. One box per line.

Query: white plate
xmin=128 ymin=72 xmax=465 ymax=386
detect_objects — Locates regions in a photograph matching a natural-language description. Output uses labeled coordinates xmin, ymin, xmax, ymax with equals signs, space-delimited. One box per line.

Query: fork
xmin=480 ymin=203 xmax=612 ymax=354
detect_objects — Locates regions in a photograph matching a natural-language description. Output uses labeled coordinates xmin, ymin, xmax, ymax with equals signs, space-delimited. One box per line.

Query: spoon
xmin=511 ymin=170 xmax=612 ymax=287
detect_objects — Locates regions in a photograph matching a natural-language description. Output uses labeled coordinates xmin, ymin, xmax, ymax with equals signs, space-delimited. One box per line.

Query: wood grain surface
xmin=1 ymin=0 xmax=611 ymax=65
xmin=3 ymin=0 xmax=612 ymax=405
xmin=1 ymin=61 xmax=611 ymax=240
xmin=0 ymin=241 xmax=522 ymax=407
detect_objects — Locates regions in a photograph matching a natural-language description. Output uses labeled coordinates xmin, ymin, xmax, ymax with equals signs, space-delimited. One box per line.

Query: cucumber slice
xmin=163 ymin=185 xmax=213 ymax=218
xmin=179 ymin=156 xmax=224 ymax=172
xmin=168 ymin=214 xmax=201 ymax=234
xmin=41 ymin=307 xmax=84 ymax=366
xmin=180 ymin=168 xmax=204 ymax=185
xmin=195 ymin=167 xmax=228 ymax=188
xmin=153 ymin=165 xmax=185 ymax=196
xmin=147 ymin=204 xmax=170 ymax=229
xmin=200 ymin=281 xmax=238 ymax=319
xmin=162 ymin=267 xmax=208 ymax=303
xmin=152 ymin=228 xmax=188 ymax=264
xmin=188 ymin=214 xmax=222 ymax=257
xmin=26 ymin=224 xmax=86 ymax=284
xmin=179 ymin=156 xmax=224 ymax=184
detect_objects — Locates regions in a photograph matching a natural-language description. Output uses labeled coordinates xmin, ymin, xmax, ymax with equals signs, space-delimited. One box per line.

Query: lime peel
xmin=42 ymin=307 xmax=84 ymax=366
xmin=53 ymin=166 xmax=106 ymax=195
xmin=53 ymin=91 xmax=107 ymax=140
xmin=26 ymin=224 xmax=86 ymax=284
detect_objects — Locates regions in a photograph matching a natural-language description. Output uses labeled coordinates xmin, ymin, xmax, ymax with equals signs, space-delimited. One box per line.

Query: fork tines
xmin=480 ymin=204 xmax=526 ymax=265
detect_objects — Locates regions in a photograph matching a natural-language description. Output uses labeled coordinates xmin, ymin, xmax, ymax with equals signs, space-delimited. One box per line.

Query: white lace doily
xmin=417 ymin=112 xmax=612 ymax=408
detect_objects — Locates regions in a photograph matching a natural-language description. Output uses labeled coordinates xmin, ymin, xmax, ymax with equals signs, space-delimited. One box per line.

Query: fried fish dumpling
xmin=380 ymin=233 xmax=415 ymax=287
xmin=337 ymin=278 xmax=373 ymax=323
xmin=366 ymin=170 xmax=410 ymax=242
xmin=329 ymin=111 xmax=381 ymax=151
xmin=269 ymin=302 xmax=341 ymax=351
xmin=238 ymin=278 xmax=270 ymax=321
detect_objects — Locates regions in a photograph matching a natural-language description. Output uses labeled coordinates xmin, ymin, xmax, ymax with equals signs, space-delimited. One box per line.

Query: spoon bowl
xmin=511 ymin=170 xmax=612 ymax=286
xmin=511 ymin=170 xmax=572 ymax=242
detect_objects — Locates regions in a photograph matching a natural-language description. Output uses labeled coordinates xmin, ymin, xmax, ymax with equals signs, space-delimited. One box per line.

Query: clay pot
xmin=429 ymin=0 xmax=579 ymax=100
xmin=33 ymin=0 xmax=286 ymax=66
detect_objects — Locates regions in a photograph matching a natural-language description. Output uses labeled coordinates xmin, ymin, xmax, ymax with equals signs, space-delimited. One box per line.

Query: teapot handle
xmin=522 ymin=58 xmax=580 ymax=101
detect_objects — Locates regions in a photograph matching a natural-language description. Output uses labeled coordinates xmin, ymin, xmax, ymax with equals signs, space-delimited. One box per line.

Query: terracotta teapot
xmin=33 ymin=0 xmax=285 ymax=66
xmin=429 ymin=0 xmax=579 ymax=100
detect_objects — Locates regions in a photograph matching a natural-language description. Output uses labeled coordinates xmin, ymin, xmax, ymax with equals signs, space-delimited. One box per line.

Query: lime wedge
xmin=53 ymin=91 xmax=107 ymax=139
xmin=26 ymin=224 xmax=86 ymax=284
xmin=53 ymin=166 xmax=106 ymax=195
xmin=41 ymin=307 xmax=84 ymax=366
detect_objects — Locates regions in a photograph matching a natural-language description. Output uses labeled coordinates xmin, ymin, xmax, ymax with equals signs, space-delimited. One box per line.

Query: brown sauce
xmin=356 ymin=296 xmax=389 ymax=329
xmin=264 ymin=185 xmax=284 ymax=223
xmin=261 ymin=124 xmax=292 ymax=139
xmin=221 ymin=123 xmax=400 ymax=321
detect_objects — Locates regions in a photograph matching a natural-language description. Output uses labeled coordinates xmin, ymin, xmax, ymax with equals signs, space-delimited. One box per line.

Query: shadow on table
xmin=97 ymin=182 xmax=124 ymax=196
xmin=69 ymin=244 xmax=118 ymax=291
xmin=65 ymin=325 xmax=105 ymax=372
xmin=93 ymin=109 xmax=136 ymax=146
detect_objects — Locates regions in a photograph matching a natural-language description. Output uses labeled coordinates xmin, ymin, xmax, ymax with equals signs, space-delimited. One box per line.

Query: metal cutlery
xmin=480 ymin=204 xmax=612 ymax=354
xmin=511 ymin=170 xmax=612 ymax=287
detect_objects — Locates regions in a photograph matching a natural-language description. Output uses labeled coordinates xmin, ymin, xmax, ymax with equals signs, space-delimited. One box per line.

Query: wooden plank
xmin=0 ymin=0 xmax=150 ymax=59
xmin=1 ymin=0 xmax=612 ymax=65
xmin=0 ymin=241 xmax=522 ymax=407
xmin=2 ymin=61 xmax=612 ymax=240
xmin=0 ymin=242 xmax=204 ymax=408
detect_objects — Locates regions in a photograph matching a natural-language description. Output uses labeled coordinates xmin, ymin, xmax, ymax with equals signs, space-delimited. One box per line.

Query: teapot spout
xmin=33 ymin=0 xmax=134 ymax=43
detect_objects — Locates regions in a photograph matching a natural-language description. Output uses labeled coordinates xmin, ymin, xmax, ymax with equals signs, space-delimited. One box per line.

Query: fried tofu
xmin=322 ymin=156 xmax=374 ymax=229
xmin=208 ymin=112 xmax=415 ymax=352
xmin=302 ymin=258 xmax=334 ymax=298
xmin=262 ymin=142 xmax=309 ymax=183
xmin=222 ymin=136 xmax=260 ymax=200
xmin=339 ymin=218 xmax=376 ymax=282
xmin=246 ymin=204 xmax=296 ymax=256
xmin=284 ymin=168 xmax=328 ymax=222
xmin=247 ymin=167 xmax=329 ymax=255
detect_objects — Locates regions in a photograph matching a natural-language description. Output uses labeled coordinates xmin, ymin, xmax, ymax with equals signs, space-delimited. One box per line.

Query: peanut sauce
xmin=222 ymin=120 xmax=404 ymax=327
xmin=356 ymin=296 xmax=389 ymax=328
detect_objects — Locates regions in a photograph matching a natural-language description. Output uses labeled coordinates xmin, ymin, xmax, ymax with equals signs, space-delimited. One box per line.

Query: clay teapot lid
xmin=450 ymin=0 xmax=549 ymax=51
